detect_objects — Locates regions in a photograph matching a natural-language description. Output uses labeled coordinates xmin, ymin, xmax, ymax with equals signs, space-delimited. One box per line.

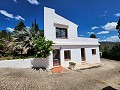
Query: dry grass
xmin=0 ymin=56 xmax=13 ymax=60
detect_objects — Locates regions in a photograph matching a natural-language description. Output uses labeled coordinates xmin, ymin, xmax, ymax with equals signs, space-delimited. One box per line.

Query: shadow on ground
xmin=102 ymin=86 xmax=117 ymax=90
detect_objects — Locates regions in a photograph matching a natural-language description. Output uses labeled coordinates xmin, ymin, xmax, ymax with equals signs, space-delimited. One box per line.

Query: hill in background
xmin=100 ymin=42 xmax=119 ymax=47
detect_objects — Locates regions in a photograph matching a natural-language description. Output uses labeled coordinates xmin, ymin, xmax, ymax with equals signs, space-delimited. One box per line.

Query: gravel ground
xmin=0 ymin=58 xmax=120 ymax=90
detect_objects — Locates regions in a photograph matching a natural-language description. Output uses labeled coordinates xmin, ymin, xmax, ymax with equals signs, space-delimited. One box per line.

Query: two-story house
xmin=43 ymin=7 xmax=100 ymax=69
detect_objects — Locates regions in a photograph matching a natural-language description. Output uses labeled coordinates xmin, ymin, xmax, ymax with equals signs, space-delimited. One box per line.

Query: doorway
xmin=53 ymin=49 xmax=60 ymax=66
xmin=81 ymin=48 xmax=86 ymax=61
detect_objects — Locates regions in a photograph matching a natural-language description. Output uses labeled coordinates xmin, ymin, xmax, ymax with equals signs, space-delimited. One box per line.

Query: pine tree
xmin=30 ymin=19 xmax=39 ymax=33
xmin=116 ymin=18 xmax=120 ymax=39
xmin=14 ymin=21 xmax=26 ymax=31
xmin=0 ymin=30 xmax=7 ymax=39
xmin=90 ymin=34 xmax=97 ymax=38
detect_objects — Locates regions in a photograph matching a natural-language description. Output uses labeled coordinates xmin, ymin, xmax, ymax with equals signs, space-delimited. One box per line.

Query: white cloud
xmin=0 ymin=10 xmax=13 ymax=18
xmin=91 ymin=26 xmax=99 ymax=30
xmin=102 ymin=22 xmax=117 ymax=31
xmin=100 ymin=35 xmax=119 ymax=42
xmin=97 ymin=31 xmax=109 ymax=34
xmin=7 ymin=27 xmax=14 ymax=32
xmin=14 ymin=15 xmax=25 ymax=21
xmin=87 ymin=32 xmax=94 ymax=35
xmin=13 ymin=0 xmax=40 ymax=5
xmin=114 ymin=13 xmax=120 ymax=17
xmin=13 ymin=0 xmax=17 ymax=3
xmin=0 ymin=10 xmax=25 ymax=21
xmin=27 ymin=0 xmax=40 ymax=5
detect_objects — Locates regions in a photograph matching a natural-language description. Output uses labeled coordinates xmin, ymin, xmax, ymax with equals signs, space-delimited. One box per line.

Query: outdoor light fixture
xmin=60 ymin=47 xmax=62 ymax=50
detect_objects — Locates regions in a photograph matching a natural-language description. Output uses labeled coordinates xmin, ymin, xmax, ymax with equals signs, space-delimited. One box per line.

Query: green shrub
xmin=69 ymin=62 xmax=76 ymax=66
xmin=102 ymin=44 xmax=120 ymax=61
xmin=110 ymin=44 xmax=120 ymax=61
xmin=34 ymin=37 xmax=54 ymax=58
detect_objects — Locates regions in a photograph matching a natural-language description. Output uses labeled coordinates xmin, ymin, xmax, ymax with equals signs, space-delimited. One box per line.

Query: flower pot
xmin=69 ymin=62 xmax=76 ymax=70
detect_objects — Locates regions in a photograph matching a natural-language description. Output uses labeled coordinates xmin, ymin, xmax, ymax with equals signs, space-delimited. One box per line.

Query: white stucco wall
xmin=44 ymin=7 xmax=100 ymax=45
xmin=51 ymin=45 xmax=100 ymax=68
xmin=60 ymin=47 xmax=81 ymax=67
xmin=52 ymin=45 xmax=81 ymax=68
xmin=44 ymin=7 xmax=100 ymax=69
xmin=0 ymin=58 xmax=33 ymax=68
xmin=85 ymin=47 xmax=100 ymax=63
xmin=44 ymin=7 xmax=78 ymax=40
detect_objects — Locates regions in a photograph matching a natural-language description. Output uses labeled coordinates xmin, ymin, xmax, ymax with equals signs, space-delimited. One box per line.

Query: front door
xmin=53 ymin=49 xmax=60 ymax=66
xmin=81 ymin=48 xmax=86 ymax=61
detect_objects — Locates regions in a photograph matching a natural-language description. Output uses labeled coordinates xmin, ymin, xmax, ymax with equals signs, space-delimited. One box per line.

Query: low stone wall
xmin=0 ymin=58 xmax=50 ymax=69
xmin=0 ymin=58 xmax=33 ymax=68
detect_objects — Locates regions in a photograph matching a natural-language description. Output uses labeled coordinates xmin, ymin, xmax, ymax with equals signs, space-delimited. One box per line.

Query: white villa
xmin=32 ymin=7 xmax=100 ymax=69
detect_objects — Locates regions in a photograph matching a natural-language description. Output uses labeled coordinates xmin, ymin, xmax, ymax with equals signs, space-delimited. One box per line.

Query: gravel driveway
xmin=0 ymin=58 xmax=120 ymax=90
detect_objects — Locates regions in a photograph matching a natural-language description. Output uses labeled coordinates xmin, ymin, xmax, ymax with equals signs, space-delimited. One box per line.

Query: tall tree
xmin=11 ymin=20 xmax=44 ymax=57
xmin=30 ymin=19 xmax=44 ymax=38
xmin=116 ymin=18 xmax=120 ymax=39
xmin=90 ymin=34 xmax=97 ymax=38
xmin=14 ymin=21 xmax=26 ymax=31
xmin=12 ymin=21 xmax=26 ymax=56
xmin=0 ymin=30 xmax=7 ymax=39
xmin=30 ymin=19 xmax=39 ymax=33
xmin=0 ymin=30 xmax=11 ymax=56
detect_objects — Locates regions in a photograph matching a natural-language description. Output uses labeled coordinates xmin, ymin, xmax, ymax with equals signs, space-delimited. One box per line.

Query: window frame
xmin=92 ymin=49 xmax=96 ymax=55
xmin=64 ymin=50 xmax=71 ymax=61
xmin=56 ymin=27 xmax=68 ymax=39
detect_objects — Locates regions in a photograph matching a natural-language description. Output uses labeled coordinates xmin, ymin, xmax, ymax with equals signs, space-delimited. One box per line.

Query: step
xmin=51 ymin=66 xmax=64 ymax=73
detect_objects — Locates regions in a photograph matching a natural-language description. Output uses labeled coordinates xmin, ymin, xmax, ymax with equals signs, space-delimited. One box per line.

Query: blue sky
xmin=0 ymin=0 xmax=120 ymax=42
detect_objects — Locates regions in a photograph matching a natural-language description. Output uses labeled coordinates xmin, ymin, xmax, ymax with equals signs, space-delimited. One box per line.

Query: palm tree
xmin=11 ymin=20 xmax=44 ymax=57
xmin=12 ymin=27 xmax=43 ymax=57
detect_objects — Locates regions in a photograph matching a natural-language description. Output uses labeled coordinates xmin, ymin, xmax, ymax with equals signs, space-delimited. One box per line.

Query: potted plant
xmin=69 ymin=62 xmax=76 ymax=70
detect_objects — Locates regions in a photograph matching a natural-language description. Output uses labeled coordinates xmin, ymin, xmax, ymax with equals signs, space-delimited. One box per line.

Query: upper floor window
xmin=56 ymin=27 xmax=67 ymax=39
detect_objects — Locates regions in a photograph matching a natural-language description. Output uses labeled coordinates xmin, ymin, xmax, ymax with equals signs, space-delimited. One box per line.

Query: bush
xmin=102 ymin=46 xmax=111 ymax=59
xmin=102 ymin=44 xmax=120 ymax=61
xmin=110 ymin=44 xmax=120 ymax=61
xmin=34 ymin=37 xmax=54 ymax=58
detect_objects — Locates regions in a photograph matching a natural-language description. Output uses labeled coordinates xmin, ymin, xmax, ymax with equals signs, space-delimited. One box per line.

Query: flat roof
xmin=53 ymin=42 xmax=100 ymax=46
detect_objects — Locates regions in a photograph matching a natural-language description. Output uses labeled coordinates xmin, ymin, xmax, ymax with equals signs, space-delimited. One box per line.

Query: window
xmin=56 ymin=27 xmax=67 ymax=39
xmin=92 ymin=49 xmax=96 ymax=55
xmin=64 ymin=50 xmax=71 ymax=60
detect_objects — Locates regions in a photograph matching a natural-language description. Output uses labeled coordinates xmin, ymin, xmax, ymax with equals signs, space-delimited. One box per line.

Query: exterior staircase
xmin=51 ymin=66 xmax=65 ymax=73
xmin=74 ymin=62 xmax=102 ymax=70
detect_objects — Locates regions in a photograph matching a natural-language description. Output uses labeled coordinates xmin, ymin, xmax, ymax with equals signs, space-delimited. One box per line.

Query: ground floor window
xmin=92 ymin=49 xmax=96 ymax=55
xmin=64 ymin=50 xmax=71 ymax=60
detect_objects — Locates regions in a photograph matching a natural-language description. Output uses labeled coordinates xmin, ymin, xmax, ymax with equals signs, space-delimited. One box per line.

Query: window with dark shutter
xmin=92 ymin=49 xmax=96 ymax=55
xmin=64 ymin=50 xmax=71 ymax=60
